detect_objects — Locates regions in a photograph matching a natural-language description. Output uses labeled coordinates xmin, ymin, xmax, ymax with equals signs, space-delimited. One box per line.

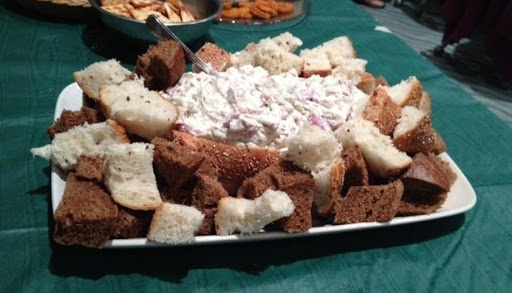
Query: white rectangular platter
xmin=51 ymin=82 xmax=477 ymax=248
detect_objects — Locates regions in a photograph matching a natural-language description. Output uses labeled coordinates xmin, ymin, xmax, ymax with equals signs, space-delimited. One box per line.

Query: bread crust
xmin=171 ymin=131 xmax=282 ymax=196
xmin=393 ymin=115 xmax=437 ymax=154
xmin=363 ymin=86 xmax=402 ymax=136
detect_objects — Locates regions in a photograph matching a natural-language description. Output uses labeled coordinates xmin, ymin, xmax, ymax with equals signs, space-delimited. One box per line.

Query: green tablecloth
xmin=1 ymin=1 xmax=511 ymax=291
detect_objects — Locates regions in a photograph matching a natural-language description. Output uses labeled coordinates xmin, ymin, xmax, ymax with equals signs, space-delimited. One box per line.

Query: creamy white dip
xmin=166 ymin=65 xmax=368 ymax=149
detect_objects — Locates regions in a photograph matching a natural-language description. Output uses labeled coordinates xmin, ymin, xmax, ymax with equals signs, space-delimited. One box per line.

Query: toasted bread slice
xmin=215 ymin=189 xmax=295 ymax=235
xmin=31 ymin=120 xmax=129 ymax=171
xmin=147 ymin=203 xmax=204 ymax=244
xmin=104 ymin=143 xmax=162 ymax=210
xmin=393 ymin=106 xmax=437 ymax=154
xmin=386 ymin=76 xmax=423 ymax=107
xmin=99 ymin=80 xmax=179 ymax=140
xmin=335 ymin=117 xmax=412 ymax=179
xmin=73 ymin=59 xmax=131 ymax=101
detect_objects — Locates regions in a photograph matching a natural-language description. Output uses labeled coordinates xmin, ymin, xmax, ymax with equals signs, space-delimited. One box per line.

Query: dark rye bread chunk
xmin=159 ymin=183 xmax=194 ymax=205
xmin=75 ymin=155 xmax=105 ymax=182
xmin=397 ymin=153 xmax=457 ymax=216
xmin=171 ymin=131 xmax=282 ymax=196
xmin=341 ymin=146 xmax=370 ymax=195
xmin=362 ymin=87 xmax=402 ymax=136
xmin=47 ymin=106 xmax=104 ymax=139
xmin=238 ymin=161 xmax=315 ymax=233
xmin=135 ymin=40 xmax=186 ymax=91
xmin=113 ymin=207 xmax=153 ymax=239
xmin=333 ymin=180 xmax=404 ymax=224
xmin=53 ymin=173 xmax=118 ymax=248
xmin=152 ymin=137 xmax=205 ymax=189
xmin=192 ymin=174 xmax=229 ymax=235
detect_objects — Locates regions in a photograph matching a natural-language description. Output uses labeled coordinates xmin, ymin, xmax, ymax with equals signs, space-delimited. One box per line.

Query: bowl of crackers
xmin=89 ymin=0 xmax=223 ymax=43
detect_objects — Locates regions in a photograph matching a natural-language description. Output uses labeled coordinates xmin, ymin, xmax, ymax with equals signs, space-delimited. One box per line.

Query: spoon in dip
xmin=146 ymin=15 xmax=219 ymax=77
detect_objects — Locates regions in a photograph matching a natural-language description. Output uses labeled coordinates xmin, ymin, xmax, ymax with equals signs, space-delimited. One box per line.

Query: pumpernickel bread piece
xmin=341 ymin=146 xmax=370 ymax=195
xmin=152 ymin=137 xmax=205 ymax=189
xmin=333 ymin=180 xmax=404 ymax=224
xmin=75 ymin=155 xmax=105 ymax=181
xmin=135 ymin=40 xmax=186 ymax=90
xmin=362 ymin=86 xmax=402 ymax=136
xmin=191 ymin=174 xmax=229 ymax=235
xmin=113 ymin=207 xmax=153 ymax=239
xmin=53 ymin=173 xmax=119 ymax=248
xmin=238 ymin=161 xmax=314 ymax=233
xmin=48 ymin=106 xmax=104 ymax=139
xmin=170 ymin=131 xmax=282 ymax=196
xmin=397 ymin=153 xmax=456 ymax=216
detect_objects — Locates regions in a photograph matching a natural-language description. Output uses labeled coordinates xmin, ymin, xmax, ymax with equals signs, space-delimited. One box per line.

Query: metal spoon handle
xmin=146 ymin=15 xmax=219 ymax=77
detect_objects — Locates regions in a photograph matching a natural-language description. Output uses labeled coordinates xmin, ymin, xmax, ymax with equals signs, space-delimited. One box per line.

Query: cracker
xmin=129 ymin=0 xmax=155 ymax=8
xmin=130 ymin=8 xmax=166 ymax=21
xmin=250 ymin=5 xmax=271 ymax=19
xmin=103 ymin=4 xmax=131 ymax=17
xmin=101 ymin=0 xmax=129 ymax=5
xmin=164 ymin=3 xmax=182 ymax=22
xmin=221 ymin=8 xmax=241 ymax=19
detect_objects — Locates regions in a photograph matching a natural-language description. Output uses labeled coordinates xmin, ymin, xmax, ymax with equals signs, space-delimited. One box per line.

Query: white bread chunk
xmin=300 ymin=50 xmax=332 ymax=78
xmin=73 ymin=59 xmax=131 ymax=101
xmin=30 ymin=120 xmax=129 ymax=171
xmin=386 ymin=76 xmax=423 ymax=106
xmin=393 ymin=106 xmax=437 ymax=153
xmin=305 ymin=36 xmax=357 ymax=67
xmin=331 ymin=58 xmax=368 ymax=83
xmin=286 ymin=124 xmax=342 ymax=171
xmin=229 ymin=43 xmax=258 ymax=68
xmin=147 ymin=203 xmax=204 ymax=244
xmin=335 ymin=117 xmax=412 ymax=178
xmin=254 ymin=39 xmax=304 ymax=75
xmin=99 ymin=80 xmax=178 ymax=140
xmin=311 ymin=159 xmax=344 ymax=217
xmin=271 ymin=32 xmax=303 ymax=53
xmin=215 ymin=189 xmax=295 ymax=235
xmin=104 ymin=143 xmax=162 ymax=210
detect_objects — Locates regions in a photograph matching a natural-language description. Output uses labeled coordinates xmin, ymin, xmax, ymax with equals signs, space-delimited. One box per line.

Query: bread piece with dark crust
xmin=135 ymin=40 xmax=186 ymax=91
xmin=47 ymin=106 xmax=104 ymax=139
xmin=75 ymin=155 xmax=105 ymax=182
xmin=53 ymin=173 xmax=119 ymax=248
xmin=152 ymin=137 xmax=205 ymax=189
xmin=363 ymin=86 xmax=402 ymax=136
xmin=357 ymin=72 xmax=376 ymax=95
xmin=193 ymin=42 xmax=230 ymax=72
xmin=400 ymin=153 xmax=450 ymax=194
xmin=333 ymin=180 xmax=403 ymax=224
xmin=341 ymin=146 xmax=370 ymax=195
xmin=238 ymin=161 xmax=314 ymax=233
xmin=191 ymin=175 xmax=229 ymax=235
xmin=397 ymin=153 xmax=457 ymax=216
xmin=171 ymin=131 xmax=282 ymax=196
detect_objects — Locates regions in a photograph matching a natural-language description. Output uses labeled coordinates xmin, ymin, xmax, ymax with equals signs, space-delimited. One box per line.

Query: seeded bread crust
xmin=363 ymin=86 xmax=402 ymax=136
xmin=393 ymin=115 xmax=437 ymax=154
xmin=171 ymin=131 xmax=282 ymax=196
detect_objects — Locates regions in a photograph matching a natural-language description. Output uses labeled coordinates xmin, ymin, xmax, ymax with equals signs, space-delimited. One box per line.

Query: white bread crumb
xmin=215 ymin=189 xmax=295 ymax=235
xmin=147 ymin=203 xmax=204 ymax=244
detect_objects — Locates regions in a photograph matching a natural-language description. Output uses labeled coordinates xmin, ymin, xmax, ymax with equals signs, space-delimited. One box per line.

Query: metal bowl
xmin=88 ymin=0 xmax=222 ymax=43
